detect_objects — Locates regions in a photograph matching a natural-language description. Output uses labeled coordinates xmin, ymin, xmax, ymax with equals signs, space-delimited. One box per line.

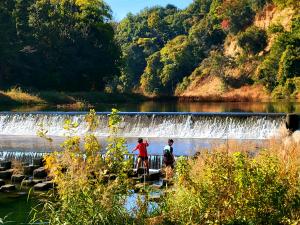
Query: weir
xmin=0 ymin=151 xmax=169 ymax=169
xmin=0 ymin=112 xmax=285 ymax=139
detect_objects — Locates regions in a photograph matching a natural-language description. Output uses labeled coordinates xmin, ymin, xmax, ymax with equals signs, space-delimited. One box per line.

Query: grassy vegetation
xmin=162 ymin=140 xmax=300 ymax=224
xmin=0 ymin=87 xmax=147 ymax=109
xmin=33 ymin=109 xmax=300 ymax=225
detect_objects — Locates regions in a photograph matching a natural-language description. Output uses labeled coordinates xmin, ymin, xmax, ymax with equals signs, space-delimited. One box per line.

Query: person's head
xmin=138 ymin=138 xmax=143 ymax=143
xmin=168 ymin=139 xmax=174 ymax=146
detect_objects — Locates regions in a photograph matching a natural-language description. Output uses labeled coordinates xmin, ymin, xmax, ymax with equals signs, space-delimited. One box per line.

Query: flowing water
xmin=0 ymin=112 xmax=285 ymax=156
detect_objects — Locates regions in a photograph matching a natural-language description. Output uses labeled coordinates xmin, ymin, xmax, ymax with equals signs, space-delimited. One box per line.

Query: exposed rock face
xmin=33 ymin=167 xmax=47 ymax=179
xmin=0 ymin=184 xmax=16 ymax=192
xmin=254 ymin=4 xmax=295 ymax=31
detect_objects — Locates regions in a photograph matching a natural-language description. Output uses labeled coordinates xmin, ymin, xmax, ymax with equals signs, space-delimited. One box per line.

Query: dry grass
xmin=179 ymin=84 xmax=270 ymax=102
xmin=1 ymin=87 xmax=45 ymax=104
xmin=0 ymin=88 xmax=147 ymax=107
xmin=11 ymin=160 xmax=24 ymax=175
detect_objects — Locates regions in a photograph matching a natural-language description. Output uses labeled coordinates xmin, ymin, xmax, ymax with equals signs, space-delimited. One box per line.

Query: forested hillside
xmin=116 ymin=0 xmax=300 ymax=100
xmin=0 ymin=0 xmax=120 ymax=91
xmin=0 ymin=0 xmax=299 ymax=100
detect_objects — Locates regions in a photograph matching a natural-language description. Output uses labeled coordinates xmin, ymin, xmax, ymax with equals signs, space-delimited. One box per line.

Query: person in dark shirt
xmin=163 ymin=139 xmax=175 ymax=169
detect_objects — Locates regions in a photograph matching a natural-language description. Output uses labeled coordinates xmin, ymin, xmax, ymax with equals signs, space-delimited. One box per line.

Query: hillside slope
xmin=116 ymin=0 xmax=300 ymax=101
xmin=178 ymin=4 xmax=298 ymax=101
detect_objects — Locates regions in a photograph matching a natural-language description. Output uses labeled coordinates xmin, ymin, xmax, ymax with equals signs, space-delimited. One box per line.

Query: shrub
xmin=237 ymin=26 xmax=268 ymax=55
xmin=277 ymin=46 xmax=300 ymax=84
xmin=32 ymin=109 xmax=135 ymax=225
xmin=267 ymin=23 xmax=285 ymax=35
xmin=163 ymin=143 xmax=300 ymax=224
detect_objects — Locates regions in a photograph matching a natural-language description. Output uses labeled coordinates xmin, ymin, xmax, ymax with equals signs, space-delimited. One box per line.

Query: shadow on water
xmin=1 ymin=101 xmax=300 ymax=113
xmin=0 ymin=192 xmax=38 ymax=224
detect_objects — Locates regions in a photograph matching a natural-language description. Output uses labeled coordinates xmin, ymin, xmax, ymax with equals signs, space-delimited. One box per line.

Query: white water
xmin=0 ymin=112 xmax=284 ymax=139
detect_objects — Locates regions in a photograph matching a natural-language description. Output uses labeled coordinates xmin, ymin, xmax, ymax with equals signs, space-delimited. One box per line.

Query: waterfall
xmin=0 ymin=112 xmax=285 ymax=139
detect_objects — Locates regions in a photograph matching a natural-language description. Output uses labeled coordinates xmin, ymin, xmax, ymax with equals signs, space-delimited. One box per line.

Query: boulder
xmin=0 ymin=161 xmax=11 ymax=170
xmin=33 ymin=181 xmax=54 ymax=191
xmin=0 ymin=184 xmax=16 ymax=192
xmin=33 ymin=167 xmax=47 ymax=179
xmin=286 ymin=114 xmax=300 ymax=132
xmin=11 ymin=174 xmax=25 ymax=183
xmin=0 ymin=170 xmax=13 ymax=179
xmin=0 ymin=179 xmax=5 ymax=186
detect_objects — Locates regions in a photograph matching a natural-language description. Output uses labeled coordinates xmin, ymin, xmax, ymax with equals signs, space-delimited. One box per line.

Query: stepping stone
xmin=22 ymin=162 xmax=29 ymax=167
xmin=0 ymin=184 xmax=16 ymax=192
xmin=33 ymin=167 xmax=47 ymax=179
xmin=132 ymin=176 xmax=143 ymax=183
xmin=11 ymin=174 xmax=25 ymax=183
xmin=33 ymin=181 xmax=54 ymax=191
xmin=162 ymin=178 xmax=173 ymax=187
xmin=0 ymin=179 xmax=5 ymax=186
xmin=33 ymin=158 xmax=44 ymax=167
xmin=150 ymin=184 xmax=162 ymax=190
xmin=134 ymin=183 xmax=146 ymax=193
xmin=23 ymin=166 xmax=35 ymax=176
xmin=32 ymin=179 xmax=44 ymax=184
xmin=0 ymin=170 xmax=13 ymax=179
xmin=0 ymin=161 xmax=11 ymax=170
xmin=148 ymin=195 xmax=161 ymax=202
xmin=137 ymin=167 xmax=147 ymax=175
xmin=21 ymin=179 xmax=35 ymax=187
xmin=147 ymin=172 xmax=161 ymax=181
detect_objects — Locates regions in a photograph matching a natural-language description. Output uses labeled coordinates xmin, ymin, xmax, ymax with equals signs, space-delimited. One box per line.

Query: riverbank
xmin=1 ymin=87 xmax=300 ymax=113
xmin=0 ymin=88 xmax=148 ymax=110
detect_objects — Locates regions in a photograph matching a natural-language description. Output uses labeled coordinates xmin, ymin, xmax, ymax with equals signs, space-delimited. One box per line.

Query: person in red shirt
xmin=132 ymin=138 xmax=149 ymax=175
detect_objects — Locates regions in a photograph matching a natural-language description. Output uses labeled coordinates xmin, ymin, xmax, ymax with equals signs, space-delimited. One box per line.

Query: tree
xmin=26 ymin=0 xmax=120 ymax=91
xmin=0 ymin=0 xmax=19 ymax=88
xmin=237 ymin=26 xmax=268 ymax=55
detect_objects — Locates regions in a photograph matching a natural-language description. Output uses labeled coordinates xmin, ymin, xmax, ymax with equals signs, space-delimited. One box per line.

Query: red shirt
xmin=134 ymin=142 xmax=149 ymax=157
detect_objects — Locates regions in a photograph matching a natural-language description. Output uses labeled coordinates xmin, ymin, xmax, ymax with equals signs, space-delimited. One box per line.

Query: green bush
xmin=256 ymin=16 xmax=300 ymax=91
xmin=272 ymin=0 xmax=300 ymax=8
xmin=237 ymin=26 xmax=268 ymax=55
xmin=163 ymin=146 xmax=300 ymax=225
xmin=267 ymin=24 xmax=285 ymax=34
xmin=277 ymin=46 xmax=300 ymax=84
xmin=32 ymin=109 xmax=155 ymax=225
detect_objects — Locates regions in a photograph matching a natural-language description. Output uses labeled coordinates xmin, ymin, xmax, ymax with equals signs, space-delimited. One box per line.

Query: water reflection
xmin=0 ymin=101 xmax=300 ymax=113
